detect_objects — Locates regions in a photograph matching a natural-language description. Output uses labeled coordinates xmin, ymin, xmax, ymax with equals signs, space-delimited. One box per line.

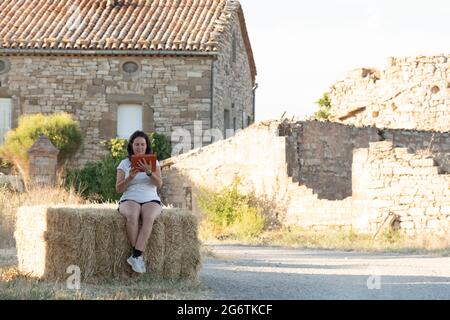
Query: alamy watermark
xmin=366 ymin=266 xmax=382 ymax=290
xmin=66 ymin=265 xmax=81 ymax=290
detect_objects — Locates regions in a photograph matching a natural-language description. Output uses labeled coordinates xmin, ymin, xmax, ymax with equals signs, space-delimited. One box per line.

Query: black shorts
xmin=117 ymin=199 xmax=162 ymax=212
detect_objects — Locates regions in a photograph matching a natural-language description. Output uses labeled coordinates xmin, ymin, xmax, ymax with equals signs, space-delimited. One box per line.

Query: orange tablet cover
xmin=131 ymin=154 xmax=157 ymax=172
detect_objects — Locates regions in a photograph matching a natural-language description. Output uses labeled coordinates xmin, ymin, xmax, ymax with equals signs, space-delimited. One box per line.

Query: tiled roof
xmin=0 ymin=0 xmax=256 ymax=78
xmin=0 ymin=0 xmax=256 ymax=80
xmin=1 ymin=0 xmax=233 ymax=50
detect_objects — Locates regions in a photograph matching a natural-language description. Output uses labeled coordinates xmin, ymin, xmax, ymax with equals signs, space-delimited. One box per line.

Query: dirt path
xmin=200 ymin=244 xmax=450 ymax=300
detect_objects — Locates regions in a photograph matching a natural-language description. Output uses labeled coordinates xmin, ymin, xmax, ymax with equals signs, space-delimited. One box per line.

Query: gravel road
xmin=199 ymin=244 xmax=450 ymax=300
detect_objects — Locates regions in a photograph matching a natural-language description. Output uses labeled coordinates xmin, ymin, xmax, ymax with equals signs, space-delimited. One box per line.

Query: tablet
xmin=131 ymin=154 xmax=157 ymax=172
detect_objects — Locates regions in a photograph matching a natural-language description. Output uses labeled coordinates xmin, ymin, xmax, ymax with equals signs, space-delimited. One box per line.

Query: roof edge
xmin=235 ymin=2 xmax=257 ymax=85
xmin=0 ymin=49 xmax=219 ymax=57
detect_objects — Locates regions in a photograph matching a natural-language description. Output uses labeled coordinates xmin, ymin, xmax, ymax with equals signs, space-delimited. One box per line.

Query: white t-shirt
xmin=117 ymin=158 xmax=161 ymax=203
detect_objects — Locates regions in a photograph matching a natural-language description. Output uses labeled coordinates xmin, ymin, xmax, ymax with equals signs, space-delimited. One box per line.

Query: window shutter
xmin=117 ymin=104 xmax=143 ymax=139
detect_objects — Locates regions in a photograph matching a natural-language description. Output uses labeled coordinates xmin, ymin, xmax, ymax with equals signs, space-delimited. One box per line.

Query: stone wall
xmin=328 ymin=55 xmax=450 ymax=132
xmin=353 ymin=141 xmax=450 ymax=236
xmin=280 ymin=121 xmax=450 ymax=201
xmin=160 ymin=120 xmax=450 ymax=236
xmin=212 ymin=10 xmax=255 ymax=138
xmin=0 ymin=55 xmax=215 ymax=167
xmin=160 ymin=120 xmax=289 ymax=219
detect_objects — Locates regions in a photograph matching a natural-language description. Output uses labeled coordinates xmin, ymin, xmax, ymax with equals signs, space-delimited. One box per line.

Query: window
xmin=0 ymin=98 xmax=12 ymax=145
xmin=224 ymin=109 xmax=230 ymax=133
xmin=117 ymin=104 xmax=143 ymax=139
xmin=247 ymin=116 xmax=252 ymax=126
xmin=121 ymin=61 xmax=140 ymax=75
xmin=233 ymin=117 xmax=236 ymax=131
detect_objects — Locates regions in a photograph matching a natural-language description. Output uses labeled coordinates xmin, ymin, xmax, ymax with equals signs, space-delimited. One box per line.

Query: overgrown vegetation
xmin=222 ymin=225 xmax=450 ymax=255
xmin=63 ymin=155 xmax=121 ymax=203
xmin=0 ymin=113 xmax=83 ymax=183
xmin=313 ymin=92 xmax=332 ymax=121
xmin=197 ymin=178 xmax=267 ymax=240
xmin=63 ymin=132 xmax=172 ymax=203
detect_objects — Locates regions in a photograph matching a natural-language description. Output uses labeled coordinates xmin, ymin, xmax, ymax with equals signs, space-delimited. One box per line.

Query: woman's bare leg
xmin=118 ymin=201 xmax=141 ymax=247
xmin=134 ymin=202 xmax=162 ymax=251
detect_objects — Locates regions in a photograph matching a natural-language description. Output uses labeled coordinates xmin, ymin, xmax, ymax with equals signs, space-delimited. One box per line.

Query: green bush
xmin=149 ymin=132 xmax=172 ymax=160
xmin=313 ymin=92 xmax=332 ymax=121
xmin=0 ymin=113 xmax=83 ymax=167
xmin=197 ymin=178 xmax=266 ymax=239
xmin=101 ymin=138 xmax=128 ymax=159
xmin=63 ymin=155 xmax=121 ymax=202
xmin=230 ymin=205 xmax=266 ymax=239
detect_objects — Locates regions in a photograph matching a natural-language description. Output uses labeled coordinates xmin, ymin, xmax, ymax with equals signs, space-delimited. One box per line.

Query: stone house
xmin=0 ymin=0 xmax=257 ymax=167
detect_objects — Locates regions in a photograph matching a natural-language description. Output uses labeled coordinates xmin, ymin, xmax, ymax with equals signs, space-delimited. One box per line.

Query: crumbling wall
xmin=329 ymin=55 xmax=450 ymax=132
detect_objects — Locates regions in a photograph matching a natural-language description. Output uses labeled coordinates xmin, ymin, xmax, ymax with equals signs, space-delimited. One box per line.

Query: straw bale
xmin=162 ymin=211 xmax=184 ymax=280
xmin=180 ymin=213 xmax=202 ymax=280
xmin=14 ymin=205 xmax=201 ymax=281
xmin=145 ymin=217 xmax=165 ymax=278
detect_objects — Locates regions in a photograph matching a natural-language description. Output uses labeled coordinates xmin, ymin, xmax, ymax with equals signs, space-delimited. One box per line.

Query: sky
xmin=239 ymin=0 xmax=450 ymax=121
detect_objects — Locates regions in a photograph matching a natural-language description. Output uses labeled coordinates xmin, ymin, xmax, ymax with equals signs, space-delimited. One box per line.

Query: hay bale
xmin=145 ymin=217 xmax=165 ymax=277
xmin=14 ymin=205 xmax=201 ymax=281
xmin=181 ymin=213 xmax=202 ymax=280
xmin=162 ymin=211 xmax=184 ymax=280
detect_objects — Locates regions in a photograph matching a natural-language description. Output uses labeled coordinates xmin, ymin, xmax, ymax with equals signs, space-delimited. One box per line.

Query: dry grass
xmin=202 ymin=225 xmax=450 ymax=256
xmin=0 ymin=185 xmax=86 ymax=248
xmin=259 ymin=227 xmax=450 ymax=255
xmin=0 ymin=265 xmax=208 ymax=300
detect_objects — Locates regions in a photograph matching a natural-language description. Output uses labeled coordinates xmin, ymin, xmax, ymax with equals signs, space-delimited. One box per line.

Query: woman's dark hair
xmin=127 ymin=130 xmax=153 ymax=159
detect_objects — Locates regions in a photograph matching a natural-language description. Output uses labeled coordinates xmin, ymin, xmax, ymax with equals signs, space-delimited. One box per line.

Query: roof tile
xmin=0 ymin=0 xmax=256 ymax=80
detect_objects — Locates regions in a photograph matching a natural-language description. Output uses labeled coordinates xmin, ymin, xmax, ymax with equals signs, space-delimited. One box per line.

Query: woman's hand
xmin=129 ymin=167 xmax=139 ymax=179
xmin=137 ymin=159 xmax=152 ymax=175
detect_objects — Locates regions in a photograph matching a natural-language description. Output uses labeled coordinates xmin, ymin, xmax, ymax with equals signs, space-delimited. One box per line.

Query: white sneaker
xmin=127 ymin=255 xmax=145 ymax=273
xmin=139 ymin=256 xmax=146 ymax=273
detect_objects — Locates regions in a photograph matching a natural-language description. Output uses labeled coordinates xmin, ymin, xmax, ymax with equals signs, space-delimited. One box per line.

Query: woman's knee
xmin=119 ymin=203 xmax=141 ymax=224
xmin=126 ymin=213 xmax=140 ymax=225
xmin=141 ymin=204 xmax=162 ymax=225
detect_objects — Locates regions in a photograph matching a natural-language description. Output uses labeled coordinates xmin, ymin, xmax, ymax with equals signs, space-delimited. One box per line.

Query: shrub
xmin=63 ymin=155 xmax=121 ymax=203
xmin=0 ymin=113 xmax=83 ymax=181
xmin=229 ymin=205 xmax=266 ymax=239
xmin=101 ymin=138 xmax=128 ymax=159
xmin=313 ymin=92 xmax=332 ymax=121
xmin=197 ymin=178 xmax=266 ymax=239
xmin=149 ymin=132 xmax=172 ymax=161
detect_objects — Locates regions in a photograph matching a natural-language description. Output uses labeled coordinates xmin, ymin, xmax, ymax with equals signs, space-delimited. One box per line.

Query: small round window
xmin=122 ymin=61 xmax=139 ymax=74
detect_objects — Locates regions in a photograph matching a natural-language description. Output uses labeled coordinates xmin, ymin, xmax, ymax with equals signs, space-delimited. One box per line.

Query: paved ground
xmin=199 ymin=244 xmax=450 ymax=300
